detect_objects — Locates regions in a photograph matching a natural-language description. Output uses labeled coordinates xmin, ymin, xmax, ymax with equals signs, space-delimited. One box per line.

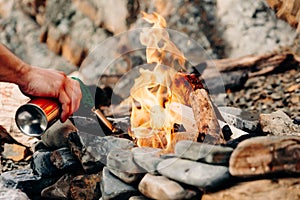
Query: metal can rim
xmin=15 ymin=103 xmax=48 ymax=137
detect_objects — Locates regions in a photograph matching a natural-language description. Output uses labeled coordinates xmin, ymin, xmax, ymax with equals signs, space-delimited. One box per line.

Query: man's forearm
xmin=0 ymin=43 xmax=30 ymax=85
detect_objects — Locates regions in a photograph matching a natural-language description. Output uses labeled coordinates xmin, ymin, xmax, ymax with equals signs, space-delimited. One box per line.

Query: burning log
xmin=189 ymin=89 xmax=225 ymax=144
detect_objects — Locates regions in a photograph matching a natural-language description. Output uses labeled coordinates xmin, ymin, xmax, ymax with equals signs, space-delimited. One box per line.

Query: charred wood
xmin=189 ymin=89 xmax=226 ymax=144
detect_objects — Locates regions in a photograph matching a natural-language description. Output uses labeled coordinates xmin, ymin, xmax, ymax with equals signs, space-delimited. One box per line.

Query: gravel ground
xmin=226 ymin=66 xmax=300 ymax=119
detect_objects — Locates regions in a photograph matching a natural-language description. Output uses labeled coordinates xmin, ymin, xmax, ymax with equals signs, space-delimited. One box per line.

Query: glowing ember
xmin=128 ymin=12 xmax=197 ymax=152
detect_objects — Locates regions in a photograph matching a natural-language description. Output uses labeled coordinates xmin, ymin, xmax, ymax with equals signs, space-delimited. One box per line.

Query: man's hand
xmin=18 ymin=66 xmax=82 ymax=122
xmin=0 ymin=43 xmax=81 ymax=122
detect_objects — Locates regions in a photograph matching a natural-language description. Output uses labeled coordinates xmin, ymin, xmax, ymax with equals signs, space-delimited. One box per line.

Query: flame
xmin=139 ymin=12 xmax=186 ymax=69
xmin=128 ymin=12 xmax=196 ymax=152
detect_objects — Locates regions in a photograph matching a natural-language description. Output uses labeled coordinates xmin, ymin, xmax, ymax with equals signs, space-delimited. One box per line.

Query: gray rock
xmin=1 ymin=169 xmax=40 ymax=188
xmin=138 ymin=173 xmax=199 ymax=200
xmin=107 ymin=149 xmax=145 ymax=184
xmin=31 ymin=151 xmax=58 ymax=177
xmin=175 ymin=140 xmax=233 ymax=165
xmin=219 ymin=106 xmax=259 ymax=132
xmin=31 ymin=141 xmax=49 ymax=153
xmin=0 ymin=179 xmax=30 ymax=200
xmin=32 ymin=148 xmax=80 ymax=177
xmin=68 ymin=132 xmax=134 ymax=173
xmin=50 ymin=147 xmax=81 ymax=171
xmin=1 ymin=169 xmax=56 ymax=198
xmin=132 ymin=147 xmax=163 ymax=174
xmin=259 ymin=110 xmax=300 ymax=136
xmin=108 ymin=168 xmax=144 ymax=185
xmin=157 ymin=158 xmax=230 ymax=189
xmin=41 ymin=119 xmax=77 ymax=149
xmin=101 ymin=167 xmax=138 ymax=200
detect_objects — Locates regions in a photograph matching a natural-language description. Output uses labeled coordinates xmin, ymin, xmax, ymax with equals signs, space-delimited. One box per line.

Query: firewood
xmin=189 ymin=89 xmax=225 ymax=144
xmin=201 ymin=52 xmax=291 ymax=78
xmin=229 ymin=136 xmax=300 ymax=177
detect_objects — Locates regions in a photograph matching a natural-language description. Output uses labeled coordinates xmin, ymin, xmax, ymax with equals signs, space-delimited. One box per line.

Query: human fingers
xmin=59 ymin=89 xmax=71 ymax=122
xmin=65 ymin=78 xmax=82 ymax=115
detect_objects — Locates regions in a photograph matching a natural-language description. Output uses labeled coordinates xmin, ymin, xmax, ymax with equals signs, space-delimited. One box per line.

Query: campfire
xmin=127 ymin=12 xmax=199 ymax=152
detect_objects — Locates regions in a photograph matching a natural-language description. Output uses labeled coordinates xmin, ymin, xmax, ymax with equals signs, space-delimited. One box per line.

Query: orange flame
xmin=128 ymin=12 xmax=196 ymax=152
xmin=140 ymin=12 xmax=186 ymax=69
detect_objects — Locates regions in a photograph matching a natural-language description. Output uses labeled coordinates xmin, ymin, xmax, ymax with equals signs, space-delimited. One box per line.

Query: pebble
xmin=31 ymin=141 xmax=50 ymax=153
xmin=175 ymin=140 xmax=233 ymax=165
xmin=41 ymin=119 xmax=77 ymax=149
xmin=101 ymin=167 xmax=138 ymax=200
xmin=31 ymin=151 xmax=58 ymax=177
xmin=270 ymin=93 xmax=282 ymax=101
xmin=157 ymin=158 xmax=230 ymax=190
xmin=138 ymin=173 xmax=199 ymax=200
xmin=1 ymin=169 xmax=57 ymax=198
xmin=32 ymin=148 xmax=80 ymax=177
xmin=107 ymin=149 xmax=145 ymax=184
xmin=108 ymin=167 xmax=144 ymax=185
xmin=50 ymin=147 xmax=81 ymax=171
xmin=293 ymin=118 xmax=300 ymax=125
xmin=286 ymin=84 xmax=299 ymax=93
xmin=222 ymin=125 xmax=233 ymax=141
xmin=132 ymin=147 xmax=163 ymax=174
xmin=68 ymin=133 xmax=134 ymax=173
xmin=259 ymin=110 xmax=300 ymax=136
xmin=218 ymin=106 xmax=259 ymax=132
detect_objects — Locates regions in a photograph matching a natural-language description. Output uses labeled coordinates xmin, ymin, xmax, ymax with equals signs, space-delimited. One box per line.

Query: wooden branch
xmin=229 ymin=136 xmax=300 ymax=177
xmin=189 ymin=89 xmax=225 ymax=144
xmin=203 ymin=53 xmax=290 ymax=74
xmin=198 ymin=52 xmax=298 ymax=86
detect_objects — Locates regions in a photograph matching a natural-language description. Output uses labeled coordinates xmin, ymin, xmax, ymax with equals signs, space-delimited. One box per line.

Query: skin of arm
xmin=0 ymin=43 xmax=82 ymax=122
